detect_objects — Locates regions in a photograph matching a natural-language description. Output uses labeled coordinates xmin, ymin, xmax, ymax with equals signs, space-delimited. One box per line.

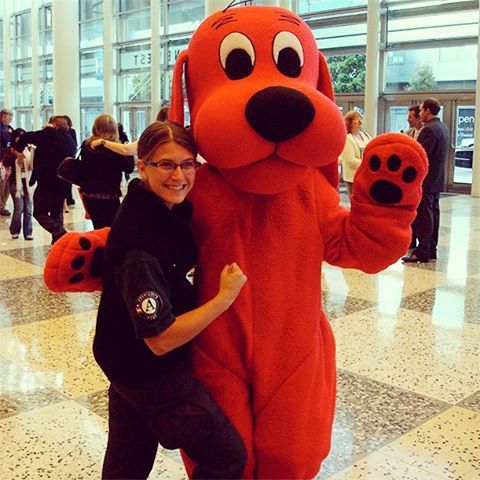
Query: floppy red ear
xmin=169 ymin=50 xmax=188 ymax=126
xmin=317 ymin=52 xmax=335 ymax=101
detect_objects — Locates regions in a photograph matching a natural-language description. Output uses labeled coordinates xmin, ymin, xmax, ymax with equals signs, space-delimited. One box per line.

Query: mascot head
xmin=170 ymin=5 xmax=346 ymax=194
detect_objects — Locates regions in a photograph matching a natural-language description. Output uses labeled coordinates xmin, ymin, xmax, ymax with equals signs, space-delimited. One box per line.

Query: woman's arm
xmin=91 ymin=138 xmax=138 ymax=156
xmin=116 ymin=252 xmax=247 ymax=356
xmin=145 ymin=263 xmax=246 ymax=355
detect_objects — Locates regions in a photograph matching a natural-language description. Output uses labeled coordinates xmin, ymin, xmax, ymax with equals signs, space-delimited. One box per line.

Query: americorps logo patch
xmin=135 ymin=291 xmax=163 ymax=321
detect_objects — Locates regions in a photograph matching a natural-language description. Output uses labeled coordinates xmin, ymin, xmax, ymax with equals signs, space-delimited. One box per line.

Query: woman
xmin=80 ymin=114 xmax=134 ymax=228
xmin=339 ymin=110 xmax=372 ymax=198
xmin=94 ymin=121 xmax=247 ymax=479
xmin=5 ymin=128 xmax=34 ymax=240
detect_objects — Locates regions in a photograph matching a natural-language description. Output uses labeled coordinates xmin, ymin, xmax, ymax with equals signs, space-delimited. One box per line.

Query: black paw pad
xmin=71 ymin=256 xmax=85 ymax=270
xmin=370 ymin=181 xmax=402 ymax=204
xmin=68 ymin=272 xmax=85 ymax=284
xmin=79 ymin=237 xmax=91 ymax=250
xmin=368 ymin=154 xmax=418 ymax=204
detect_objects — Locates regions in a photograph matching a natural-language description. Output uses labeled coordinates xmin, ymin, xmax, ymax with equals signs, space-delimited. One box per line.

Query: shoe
xmin=402 ymin=253 xmax=430 ymax=263
xmin=25 ymin=236 xmax=34 ymax=240
xmin=11 ymin=234 xmax=19 ymax=239
xmin=1 ymin=209 xmax=11 ymax=216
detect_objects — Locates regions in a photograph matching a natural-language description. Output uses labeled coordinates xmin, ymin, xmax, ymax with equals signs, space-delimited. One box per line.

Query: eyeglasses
xmin=145 ymin=160 xmax=200 ymax=172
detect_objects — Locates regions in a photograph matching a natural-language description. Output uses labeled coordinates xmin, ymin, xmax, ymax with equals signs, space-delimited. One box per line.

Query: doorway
xmin=382 ymin=95 xmax=475 ymax=194
xmin=118 ymin=105 xmax=151 ymax=142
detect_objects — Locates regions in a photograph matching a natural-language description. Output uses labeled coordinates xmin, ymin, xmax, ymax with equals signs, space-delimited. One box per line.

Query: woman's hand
xmin=218 ymin=262 xmax=247 ymax=307
xmin=91 ymin=138 xmax=103 ymax=149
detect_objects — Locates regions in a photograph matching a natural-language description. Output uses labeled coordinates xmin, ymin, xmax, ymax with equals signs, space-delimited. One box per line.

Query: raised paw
xmin=44 ymin=227 xmax=110 ymax=293
xmin=354 ymin=133 xmax=428 ymax=206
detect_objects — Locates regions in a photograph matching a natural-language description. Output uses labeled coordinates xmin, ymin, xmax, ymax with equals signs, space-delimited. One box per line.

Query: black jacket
xmin=93 ymin=179 xmax=198 ymax=385
xmin=16 ymin=127 xmax=76 ymax=189
xmin=417 ymin=118 xmax=450 ymax=193
xmin=80 ymin=141 xmax=134 ymax=196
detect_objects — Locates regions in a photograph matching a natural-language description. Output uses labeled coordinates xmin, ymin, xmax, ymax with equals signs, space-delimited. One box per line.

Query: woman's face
xmin=350 ymin=115 xmax=362 ymax=134
xmin=138 ymin=141 xmax=197 ymax=209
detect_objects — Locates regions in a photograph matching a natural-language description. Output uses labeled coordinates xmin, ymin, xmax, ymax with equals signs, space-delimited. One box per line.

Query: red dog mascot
xmin=45 ymin=5 xmax=427 ymax=479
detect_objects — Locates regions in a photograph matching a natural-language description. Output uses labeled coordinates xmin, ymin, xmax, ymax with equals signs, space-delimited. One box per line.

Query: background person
xmin=6 ymin=128 xmax=34 ymax=240
xmin=403 ymin=97 xmax=449 ymax=263
xmin=62 ymin=115 xmax=78 ymax=208
xmin=95 ymin=121 xmax=247 ymax=479
xmin=404 ymin=105 xmax=423 ymax=140
xmin=15 ymin=115 xmax=76 ymax=244
xmin=80 ymin=114 xmax=134 ymax=229
xmin=339 ymin=110 xmax=372 ymax=198
xmin=0 ymin=107 xmax=14 ymax=216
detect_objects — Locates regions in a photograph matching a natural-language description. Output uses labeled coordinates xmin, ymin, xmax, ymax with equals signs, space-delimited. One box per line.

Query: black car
xmin=455 ymin=146 xmax=473 ymax=168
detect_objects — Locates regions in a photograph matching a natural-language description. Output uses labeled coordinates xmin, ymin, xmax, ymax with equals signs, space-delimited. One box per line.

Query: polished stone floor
xmin=0 ymin=188 xmax=479 ymax=479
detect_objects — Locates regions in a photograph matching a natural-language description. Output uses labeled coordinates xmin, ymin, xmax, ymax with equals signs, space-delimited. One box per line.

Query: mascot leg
xmin=254 ymin=320 xmax=336 ymax=479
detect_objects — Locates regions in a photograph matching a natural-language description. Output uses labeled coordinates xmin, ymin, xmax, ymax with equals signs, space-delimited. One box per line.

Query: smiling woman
xmin=89 ymin=119 xmax=249 ymax=479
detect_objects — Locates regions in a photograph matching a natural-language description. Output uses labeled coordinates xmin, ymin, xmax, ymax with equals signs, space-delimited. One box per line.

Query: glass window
xmin=117 ymin=72 xmax=151 ymax=102
xmin=119 ymin=0 xmax=150 ymax=13
xmin=39 ymin=5 xmax=53 ymax=55
xmin=454 ymin=106 xmax=474 ymax=184
xmin=118 ymin=44 xmax=151 ymax=71
xmin=15 ymin=84 xmax=33 ymax=107
xmin=327 ymin=54 xmax=366 ymax=93
xmin=14 ymin=11 xmax=32 ymax=59
xmin=117 ymin=9 xmax=150 ymax=42
xmin=80 ymin=19 xmax=103 ymax=48
xmin=298 ymin=0 xmax=366 ymax=14
xmin=387 ymin=8 xmax=479 ymax=44
xmin=80 ymin=50 xmax=104 ymax=102
xmin=79 ymin=0 xmax=103 ymax=21
xmin=384 ymin=45 xmax=477 ymax=92
xmin=167 ymin=0 xmax=203 ymax=35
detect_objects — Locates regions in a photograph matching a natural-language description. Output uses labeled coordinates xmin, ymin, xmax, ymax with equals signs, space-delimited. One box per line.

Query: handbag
xmin=57 ymin=150 xmax=82 ymax=186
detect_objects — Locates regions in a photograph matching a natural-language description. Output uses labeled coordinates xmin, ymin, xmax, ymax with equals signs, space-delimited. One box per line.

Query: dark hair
xmin=156 ymin=106 xmax=170 ymax=122
xmin=62 ymin=115 xmax=73 ymax=128
xmin=11 ymin=128 xmax=26 ymax=144
xmin=408 ymin=105 xmax=420 ymax=117
xmin=138 ymin=121 xmax=197 ymax=162
xmin=421 ymin=98 xmax=441 ymax=116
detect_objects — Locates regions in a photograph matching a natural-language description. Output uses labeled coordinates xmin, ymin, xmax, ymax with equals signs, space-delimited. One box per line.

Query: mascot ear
xmin=317 ymin=51 xmax=335 ymax=101
xmin=317 ymin=51 xmax=339 ymax=187
xmin=169 ymin=50 xmax=188 ymax=126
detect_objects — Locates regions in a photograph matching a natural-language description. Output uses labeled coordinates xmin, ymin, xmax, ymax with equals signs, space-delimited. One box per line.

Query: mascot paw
xmin=354 ymin=133 xmax=427 ymax=206
xmin=44 ymin=227 xmax=110 ymax=292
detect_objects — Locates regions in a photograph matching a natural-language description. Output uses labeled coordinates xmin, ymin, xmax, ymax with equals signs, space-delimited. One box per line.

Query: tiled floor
xmin=0 ymin=189 xmax=479 ymax=479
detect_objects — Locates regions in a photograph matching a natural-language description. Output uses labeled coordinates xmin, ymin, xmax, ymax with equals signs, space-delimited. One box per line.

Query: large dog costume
xmin=45 ymin=5 xmax=427 ymax=478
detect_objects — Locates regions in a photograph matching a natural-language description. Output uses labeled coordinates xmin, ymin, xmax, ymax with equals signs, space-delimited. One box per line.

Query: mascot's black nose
xmin=245 ymin=86 xmax=315 ymax=143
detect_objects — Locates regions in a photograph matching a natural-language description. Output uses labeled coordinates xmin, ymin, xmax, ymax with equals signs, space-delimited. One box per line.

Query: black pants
xmin=33 ymin=185 xmax=66 ymax=242
xmin=83 ymin=197 xmax=120 ymax=229
xmin=411 ymin=192 xmax=440 ymax=259
xmin=103 ymin=377 xmax=246 ymax=480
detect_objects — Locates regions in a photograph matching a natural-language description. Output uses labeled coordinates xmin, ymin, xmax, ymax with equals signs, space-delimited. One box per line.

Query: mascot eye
xmin=273 ymin=31 xmax=304 ymax=78
xmin=220 ymin=32 xmax=255 ymax=80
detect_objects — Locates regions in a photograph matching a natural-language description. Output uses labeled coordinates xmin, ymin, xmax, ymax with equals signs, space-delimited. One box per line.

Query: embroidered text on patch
xmin=135 ymin=291 xmax=163 ymax=321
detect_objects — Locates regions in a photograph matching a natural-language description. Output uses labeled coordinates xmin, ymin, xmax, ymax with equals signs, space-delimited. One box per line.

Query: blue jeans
xmin=10 ymin=186 xmax=33 ymax=238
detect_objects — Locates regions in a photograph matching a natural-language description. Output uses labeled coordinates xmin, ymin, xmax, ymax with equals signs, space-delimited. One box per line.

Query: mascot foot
xmin=355 ymin=133 xmax=427 ymax=206
xmin=44 ymin=227 xmax=110 ymax=292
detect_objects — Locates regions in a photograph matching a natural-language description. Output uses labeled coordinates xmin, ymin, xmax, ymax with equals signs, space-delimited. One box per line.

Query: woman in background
xmin=80 ymin=114 xmax=134 ymax=228
xmin=339 ymin=110 xmax=372 ymax=199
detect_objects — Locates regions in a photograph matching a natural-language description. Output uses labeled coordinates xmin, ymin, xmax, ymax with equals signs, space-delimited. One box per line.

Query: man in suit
xmin=404 ymin=105 xmax=423 ymax=140
xmin=403 ymin=98 xmax=449 ymax=263
xmin=15 ymin=116 xmax=76 ymax=244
